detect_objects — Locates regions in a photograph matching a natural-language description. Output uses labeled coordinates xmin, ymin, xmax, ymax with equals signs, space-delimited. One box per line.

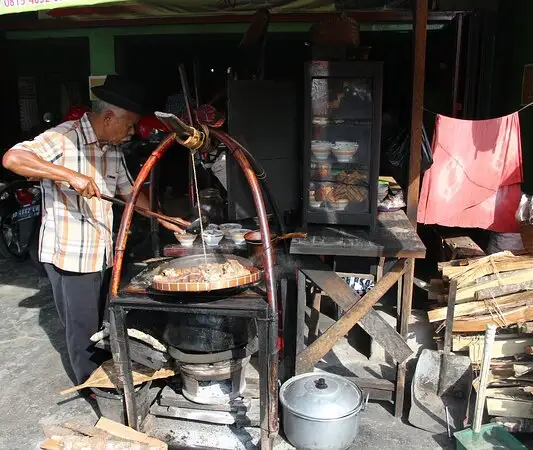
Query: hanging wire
xmin=422 ymin=100 xmax=533 ymax=119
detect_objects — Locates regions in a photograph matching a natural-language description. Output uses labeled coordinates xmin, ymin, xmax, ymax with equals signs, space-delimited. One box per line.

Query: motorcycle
xmin=0 ymin=179 xmax=41 ymax=264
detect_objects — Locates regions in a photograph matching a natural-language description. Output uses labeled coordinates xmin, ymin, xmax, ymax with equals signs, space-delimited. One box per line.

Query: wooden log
xmin=486 ymin=398 xmax=533 ymax=419
xmin=296 ymin=259 xmax=407 ymax=373
xmin=475 ymin=280 xmax=533 ymax=301
xmin=443 ymin=236 xmax=485 ymax=259
xmin=428 ymin=292 xmax=533 ymax=323
xmin=455 ymin=268 xmax=533 ymax=303
xmin=95 ymin=338 xmax=169 ymax=370
xmin=454 ymin=305 xmax=533 ymax=332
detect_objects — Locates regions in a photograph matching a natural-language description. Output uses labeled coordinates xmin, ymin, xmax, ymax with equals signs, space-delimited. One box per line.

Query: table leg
xmin=258 ymin=314 xmax=274 ymax=450
xmin=109 ymin=306 xmax=139 ymax=429
xmin=295 ymin=271 xmax=306 ymax=375
xmin=395 ymin=258 xmax=414 ymax=418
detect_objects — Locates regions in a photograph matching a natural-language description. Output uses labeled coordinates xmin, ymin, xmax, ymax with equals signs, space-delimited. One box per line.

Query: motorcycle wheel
xmin=0 ymin=203 xmax=30 ymax=261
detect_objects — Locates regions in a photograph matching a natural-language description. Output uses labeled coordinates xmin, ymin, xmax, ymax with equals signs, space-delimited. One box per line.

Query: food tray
xmin=151 ymin=254 xmax=262 ymax=293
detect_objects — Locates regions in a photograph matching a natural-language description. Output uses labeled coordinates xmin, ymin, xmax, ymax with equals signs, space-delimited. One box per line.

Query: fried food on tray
xmin=153 ymin=259 xmax=251 ymax=284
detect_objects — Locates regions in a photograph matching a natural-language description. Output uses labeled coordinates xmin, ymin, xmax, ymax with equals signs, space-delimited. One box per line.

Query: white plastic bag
xmin=515 ymin=192 xmax=533 ymax=223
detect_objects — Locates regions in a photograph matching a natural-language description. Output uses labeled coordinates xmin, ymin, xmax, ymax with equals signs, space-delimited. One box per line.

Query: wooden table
xmin=289 ymin=210 xmax=426 ymax=417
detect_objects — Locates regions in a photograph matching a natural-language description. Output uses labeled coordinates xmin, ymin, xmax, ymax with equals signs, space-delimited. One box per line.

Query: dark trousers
xmin=44 ymin=263 xmax=111 ymax=384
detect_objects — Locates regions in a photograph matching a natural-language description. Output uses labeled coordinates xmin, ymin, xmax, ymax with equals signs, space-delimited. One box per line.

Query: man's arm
xmin=2 ymin=149 xmax=101 ymax=199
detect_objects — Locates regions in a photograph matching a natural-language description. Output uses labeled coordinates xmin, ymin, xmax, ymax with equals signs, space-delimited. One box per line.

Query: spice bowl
xmin=201 ymin=229 xmax=224 ymax=246
xmin=219 ymin=223 xmax=242 ymax=237
xmin=175 ymin=233 xmax=197 ymax=247
xmin=229 ymin=228 xmax=252 ymax=245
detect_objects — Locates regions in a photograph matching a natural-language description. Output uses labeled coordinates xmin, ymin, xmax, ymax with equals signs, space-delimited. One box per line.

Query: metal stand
xmin=109 ymin=290 xmax=275 ymax=450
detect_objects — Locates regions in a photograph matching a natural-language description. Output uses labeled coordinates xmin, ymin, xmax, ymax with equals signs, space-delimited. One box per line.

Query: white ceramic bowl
xmin=219 ymin=223 xmax=242 ymax=237
xmin=229 ymin=228 xmax=252 ymax=245
xmin=332 ymin=199 xmax=349 ymax=211
xmin=334 ymin=141 xmax=359 ymax=151
xmin=332 ymin=149 xmax=357 ymax=163
xmin=175 ymin=233 xmax=197 ymax=247
xmin=309 ymin=200 xmax=322 ymax=209
xmin=202 ymin=229 xmax=224 ymax=246
xmin=311 ymin=141 xmax=333 ymax=161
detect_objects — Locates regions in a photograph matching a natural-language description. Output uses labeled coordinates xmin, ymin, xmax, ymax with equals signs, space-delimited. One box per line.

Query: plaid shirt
xmin=13 ymin=113 xmax=133 ymax=273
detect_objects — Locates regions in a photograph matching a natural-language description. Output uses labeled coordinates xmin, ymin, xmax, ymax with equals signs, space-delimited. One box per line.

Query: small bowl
xmin=309 ymin=199 xmax=322 ymax=208
xmin=229 ymin=228 xmax=252 ymax=245
xmin=202 ymin=229 xmax=224 ymax=246
xmin=332 ymin=199 xmax=349 ymax=211
xmin=334 ymin=141 xmax=359 ymax=151
xmin=175 ymin=233 xmax=197 ymax=247
xmin=311 ymin=141 xmax=333 ymax=161
xmin=333 ymin=150 xmax=357 ymax=163
xmin=219 ymin=223 xmax=242 ymax=237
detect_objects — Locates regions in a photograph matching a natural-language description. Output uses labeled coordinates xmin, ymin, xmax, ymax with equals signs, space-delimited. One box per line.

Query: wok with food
xmin=152 ymin=254 xmax=262 ymax=292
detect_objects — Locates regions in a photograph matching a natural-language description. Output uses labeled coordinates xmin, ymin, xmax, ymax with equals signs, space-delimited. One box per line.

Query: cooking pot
xmin=244 ymin=231 xmax=307 ymax=268
xmin=279 ymin=373 xmax=366 ymax=450
xmin=163 ymin=313 xmax=257 ymax=353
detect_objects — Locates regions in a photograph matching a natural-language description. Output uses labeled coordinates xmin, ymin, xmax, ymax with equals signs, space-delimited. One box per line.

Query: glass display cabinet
xmin=303 ymin=61 xmax=383 ymax=228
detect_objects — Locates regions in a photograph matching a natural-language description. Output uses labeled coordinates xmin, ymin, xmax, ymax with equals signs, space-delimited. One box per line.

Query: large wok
xmin=151 ymin=253 xmax=261 ymax=293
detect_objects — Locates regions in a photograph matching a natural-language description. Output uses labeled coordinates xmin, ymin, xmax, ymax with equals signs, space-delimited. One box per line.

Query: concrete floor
xmin=0 ymin=258 xmax=454 ymax=450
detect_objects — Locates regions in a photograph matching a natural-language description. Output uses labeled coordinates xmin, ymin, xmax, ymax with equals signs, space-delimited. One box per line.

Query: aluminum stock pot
xmin=279 ymin=373 xmax=366 ymax=450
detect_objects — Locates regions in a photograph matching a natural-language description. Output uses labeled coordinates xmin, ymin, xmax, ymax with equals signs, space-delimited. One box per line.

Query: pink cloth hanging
xmin=417 ymin=112 xmax=523 ymax=232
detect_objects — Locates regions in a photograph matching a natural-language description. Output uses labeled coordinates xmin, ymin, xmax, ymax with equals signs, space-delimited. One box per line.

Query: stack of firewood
xmin=41 ymin=417 xmax=167 ymax=450
xmin=428 ymin=251 xmax=533 ymax=431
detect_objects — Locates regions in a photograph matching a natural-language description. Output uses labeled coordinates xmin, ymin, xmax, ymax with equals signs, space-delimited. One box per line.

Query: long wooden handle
xmin=472 ymin=324 xmax=496 ymax=433
xmin=274 ymin=232 xmax=307 ymax=242
xmin=100 ymin=194 xmax=191 ymax=228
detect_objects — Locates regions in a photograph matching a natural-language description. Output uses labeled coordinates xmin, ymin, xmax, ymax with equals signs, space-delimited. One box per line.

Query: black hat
xmin=91 ymin=75 xmax=147 ymax=115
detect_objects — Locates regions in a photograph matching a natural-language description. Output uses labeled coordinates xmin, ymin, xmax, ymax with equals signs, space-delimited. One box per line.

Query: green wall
xmin=492 ymin=0 xmax=533 ymax=193
xmin=6 ymin=23 xmax=311 ymax=75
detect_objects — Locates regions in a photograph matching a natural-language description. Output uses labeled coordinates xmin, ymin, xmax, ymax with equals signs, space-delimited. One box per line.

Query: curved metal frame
xmin=109 ymin=127 xmax=279 ymax=440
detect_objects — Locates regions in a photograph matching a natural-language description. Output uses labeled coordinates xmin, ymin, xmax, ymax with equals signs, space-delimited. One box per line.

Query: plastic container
xmin=454 ymin=424 xmax=527 ymax=450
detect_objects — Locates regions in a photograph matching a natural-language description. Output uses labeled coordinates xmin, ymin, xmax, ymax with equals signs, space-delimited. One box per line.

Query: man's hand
xmin=69 ymin=173 xmax=101 ymax=199
xmin=158 ymin=218 xmax=186 ymax=235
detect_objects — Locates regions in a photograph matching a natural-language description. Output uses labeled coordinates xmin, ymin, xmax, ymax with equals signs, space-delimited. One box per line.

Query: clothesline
xmin=422 ymin=100 xmax=533 ymax=119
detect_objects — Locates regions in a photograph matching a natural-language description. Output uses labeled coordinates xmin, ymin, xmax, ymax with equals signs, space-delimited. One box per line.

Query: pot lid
xmin=279 ymin=373 xmax=363 ymax=420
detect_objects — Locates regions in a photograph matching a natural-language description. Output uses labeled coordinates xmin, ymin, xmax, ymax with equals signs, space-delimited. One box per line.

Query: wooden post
xmin=405 ymin=0 xmax=429 ymax=226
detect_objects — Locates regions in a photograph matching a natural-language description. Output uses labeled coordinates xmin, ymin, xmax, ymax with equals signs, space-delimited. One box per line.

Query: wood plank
xmin=485 ymin=387 xmax=533 ymax=401
xmin=95 ymin=417 xmax=167 ymax=450
xmin=296 ymin=259 xmax=407 ymax=374
xmin=405 ymin=0 xmax=428 ymax=226
xmin=455 ymin=268 xmax=533 ymax=303
xmin=469 ymin=337 xmax=533 ymax=363
xmin=475 ymin=280 xmax=533 ymax=301
xmin=487 ymin=398 xmax=533 ymax=419
xmin=95 ymin=338 xmax=169 ymax=370
xmin=299 ymin=256 xmax=412 ymax=363
xmin=428 ymin=292 xmax=533 ymax=322
xmin=453 ymin=333 xmax=522 ymax=352
xmin=444 ymin=236 xmax=485 ymax=259
xmin=454 ymin=304 xmax=533 ymax=332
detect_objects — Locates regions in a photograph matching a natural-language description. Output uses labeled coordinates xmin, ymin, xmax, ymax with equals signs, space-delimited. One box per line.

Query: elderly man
xmin=2 ymin=75 xmax=183 ymax=384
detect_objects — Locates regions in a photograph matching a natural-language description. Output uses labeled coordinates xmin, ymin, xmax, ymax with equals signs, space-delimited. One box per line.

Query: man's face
xmin=103 ymin=110 xmax=140 ymax=145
